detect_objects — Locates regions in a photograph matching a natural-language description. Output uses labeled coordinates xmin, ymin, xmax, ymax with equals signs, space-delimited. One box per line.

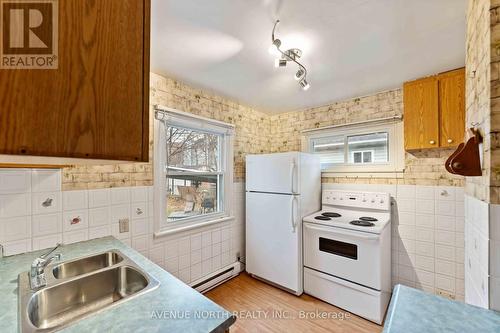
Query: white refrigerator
xmin=245 ymin=152 xmax=321 ymax=295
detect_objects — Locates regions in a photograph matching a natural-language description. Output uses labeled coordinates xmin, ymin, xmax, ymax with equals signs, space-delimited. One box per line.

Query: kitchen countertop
xmin=383 ymin=284 xmax=500 ymax=333
xmin=0 ymin=237 xmax=236 ymax=333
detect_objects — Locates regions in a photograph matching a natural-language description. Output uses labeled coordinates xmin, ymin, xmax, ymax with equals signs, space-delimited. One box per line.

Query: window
xmin=154 ymin=107 xmax=234 ymax=234
xmin=304 ymin=119 xmax=404 ymax=176
xmin=351 ymin=150 xmax=373 ymax=164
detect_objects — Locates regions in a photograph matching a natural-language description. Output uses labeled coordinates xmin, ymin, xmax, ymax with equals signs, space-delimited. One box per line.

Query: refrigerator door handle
xmin=290 ymin=159 xmax=297 ymax=194
xmin=291 ymin=196 xmax=298 ymax=233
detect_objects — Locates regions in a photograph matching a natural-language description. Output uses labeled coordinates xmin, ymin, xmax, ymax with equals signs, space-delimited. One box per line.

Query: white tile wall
xmin=0 ymin=169 xmax=244 ymax=288
xmin=0 ymin=170 xmax=31 ymax=194
xmin=324 ymin=183 xmax=465 ymax=301
xmin=145 ymin=183 xmax=246 ymax=285
xmin=464 ymin=196 xmax=500 ymax=310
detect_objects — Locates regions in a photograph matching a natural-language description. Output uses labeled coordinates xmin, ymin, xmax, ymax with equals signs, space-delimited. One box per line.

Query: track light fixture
xmin=269 ymin=39 xmax=281 ymax=56
xmin=294 ymin=68 xmax=305 ymax=81
xmin=275 ymin=58 xmax=287 ymax=68
xmin=299 ymin=78 xmax=310 ymax=91
xmin=270 ymin=20 xmax=310 ymax=91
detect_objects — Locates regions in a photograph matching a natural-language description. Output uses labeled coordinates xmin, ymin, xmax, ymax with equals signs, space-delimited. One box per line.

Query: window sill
xmin=154 ymin=215 xmax=234 ymax=238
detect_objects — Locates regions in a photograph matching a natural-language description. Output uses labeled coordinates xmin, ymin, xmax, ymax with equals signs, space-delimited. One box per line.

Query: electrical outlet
xmin=119 ymin=218 xmax=129 ymax=233
xmin=436 ymin=289 xmax=455 ymax=300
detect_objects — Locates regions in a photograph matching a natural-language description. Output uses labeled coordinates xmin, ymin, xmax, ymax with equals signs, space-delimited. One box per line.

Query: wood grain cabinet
xmin=403 ymin=68 xmax=465 ymax=150
xmin=0 ymin=0 xmax=150 ymax=162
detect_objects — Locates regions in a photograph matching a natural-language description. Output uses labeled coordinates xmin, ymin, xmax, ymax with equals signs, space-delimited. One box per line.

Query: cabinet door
xmin=0 ymin=0 xmax=150 ymax=162
xmin=438 ymin=68 xmax=465 ymax=148
xmin=403 ymin=77 xmax=440 ymax=150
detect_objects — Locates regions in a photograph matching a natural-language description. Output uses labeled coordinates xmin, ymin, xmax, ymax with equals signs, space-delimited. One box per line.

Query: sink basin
xmin=52 ymin=251 xmax=123 ymax=279
xmin=19 ymin=250 xmax=160 ymax=333
xmin=29 ymin=266 xmax=147 ymax=329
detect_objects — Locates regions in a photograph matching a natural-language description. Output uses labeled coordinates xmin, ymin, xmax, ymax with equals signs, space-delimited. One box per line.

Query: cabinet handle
xmin=447 ymin=139 xmax=453 ymax=144
xmin=429 ymin=140 xmax=436 ymax=145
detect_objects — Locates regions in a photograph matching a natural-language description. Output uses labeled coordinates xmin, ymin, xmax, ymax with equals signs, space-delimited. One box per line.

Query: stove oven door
xmin=303 ymin=222 xmax=382 ymax=290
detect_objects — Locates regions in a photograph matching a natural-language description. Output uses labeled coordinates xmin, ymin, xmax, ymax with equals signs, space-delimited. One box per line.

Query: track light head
xmin=274 ymin=58 xmax=287 ymax=68
xmin=299 ymin=78 xmax=310 ymax=91
xmin=294 ymin=68 xmax=305 ymax=81
xmin=269 ymin=39 xmax=281 ymax=56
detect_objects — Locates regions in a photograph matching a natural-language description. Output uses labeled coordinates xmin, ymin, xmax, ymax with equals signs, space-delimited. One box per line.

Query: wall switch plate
xmin=436 ymin=289 xmax=455 ymax=300
xmin=119 ymin=218 xmax=129 ymax=233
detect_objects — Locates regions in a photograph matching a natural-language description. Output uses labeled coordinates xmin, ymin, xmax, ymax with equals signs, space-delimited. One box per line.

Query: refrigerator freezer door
xmin=246 ymin=152 xmax=299 ymax=194
xmin=246 ymin=191 xmax=302 ymax=295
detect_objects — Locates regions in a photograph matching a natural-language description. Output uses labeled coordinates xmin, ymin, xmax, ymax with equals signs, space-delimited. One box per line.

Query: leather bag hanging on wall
xmin=445 ymin=142 xmax=464 ymax=174
xmin=445 ymin=128 xmax=482 ymax=176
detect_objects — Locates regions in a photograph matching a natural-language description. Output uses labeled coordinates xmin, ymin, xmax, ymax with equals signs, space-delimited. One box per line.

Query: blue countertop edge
xmin=383 ymin=284 xmax=500 ymax=333
xmin=0 ymin=236 xmax=236 ymax=333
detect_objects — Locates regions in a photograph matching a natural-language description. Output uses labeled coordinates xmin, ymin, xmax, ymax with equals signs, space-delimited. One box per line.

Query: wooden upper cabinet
xmin=403 ymin=68 xmax=465 ymax=150
xmin=439 ymin=68 xmax=465 ymax=148
xmin=0 ymin=0 xmax=150 ymax=162
xmin=403 ymin=77 xmax=440 ymax=150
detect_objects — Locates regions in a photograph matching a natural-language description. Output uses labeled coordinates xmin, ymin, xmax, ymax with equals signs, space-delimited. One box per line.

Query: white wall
xmin=0 ymin=169 xmax=246 ymax=286
xmin=324 ymin=183 xmax=465 ymax=301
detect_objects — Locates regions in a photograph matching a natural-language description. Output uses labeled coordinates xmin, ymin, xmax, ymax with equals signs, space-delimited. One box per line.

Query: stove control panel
xmin=322 ymin=190 xmax=391 ymax=211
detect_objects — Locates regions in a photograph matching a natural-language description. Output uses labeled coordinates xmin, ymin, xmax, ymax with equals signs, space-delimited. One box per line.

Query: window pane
xmin=363 ymin=151 xmax=373 ymax=163
xmin=311 ymin=135 xmax=345 ymax=169
xmin=353 ymin=152 xmax=362 ymax=163
xmin=347 ymin=132 xmax=388 ymax=164
xmin=166 ymin=125 xmax=220 ymax=172
xmin=166 ymin=174 xmax=221 ymax=222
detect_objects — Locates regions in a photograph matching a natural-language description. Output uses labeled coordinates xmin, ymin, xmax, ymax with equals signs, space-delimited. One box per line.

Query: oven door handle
xmin=304 ymin=223 xmax=380 ymax=240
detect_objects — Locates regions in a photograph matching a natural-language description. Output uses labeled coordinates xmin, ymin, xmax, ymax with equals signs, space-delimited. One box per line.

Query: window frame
xmin=153 ymin=106 xmax=234 ymax=236
xmin=302 ymin=118 xmax=404 ymax=177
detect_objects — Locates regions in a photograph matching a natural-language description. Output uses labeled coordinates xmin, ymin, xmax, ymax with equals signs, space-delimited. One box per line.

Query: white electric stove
xmin=303 ymin=190 xmax=392 ymax=324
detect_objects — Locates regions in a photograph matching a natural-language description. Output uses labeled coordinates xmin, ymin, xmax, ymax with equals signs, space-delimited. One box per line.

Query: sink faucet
xmin=30 ymin=243 xmax=62 ymax=290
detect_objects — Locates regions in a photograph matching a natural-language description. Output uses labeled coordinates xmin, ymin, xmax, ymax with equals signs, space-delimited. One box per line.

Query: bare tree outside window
xmin=165 ymin=125 xmax=222 ymax=222
xmin=166 ymin=126 xmax=219 ymax=172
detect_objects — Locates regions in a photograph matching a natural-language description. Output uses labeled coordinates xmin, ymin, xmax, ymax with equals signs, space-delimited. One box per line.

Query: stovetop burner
xmin=314 ymin=216 xmax=331 ymax=221
xmin=359 ymin=216 xmax=378 ymax=222
xmin=321 ymin=212 xmax=342 ymax=218
xmin=350 ymin=220 xmax=375 ymax=227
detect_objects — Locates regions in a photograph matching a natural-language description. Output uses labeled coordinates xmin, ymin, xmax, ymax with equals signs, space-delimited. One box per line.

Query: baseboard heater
xmin=191 ymin=262 xmax=243 ymax=294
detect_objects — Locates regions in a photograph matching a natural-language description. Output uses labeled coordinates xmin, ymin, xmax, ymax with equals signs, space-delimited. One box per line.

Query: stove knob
xmin=371 ymin=199 xmax=375 ymax=203
xmin=380 ymin=199 xmax=384 ymax=204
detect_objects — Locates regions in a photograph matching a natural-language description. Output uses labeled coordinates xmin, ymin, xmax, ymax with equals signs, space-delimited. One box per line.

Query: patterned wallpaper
xmin=63 ymin=73 xmax=464 ymax=190
xmin=269 ymin=89 xmax=464 ymax=186
xmin=463 ymin=0 xmax=500 ymax=204
xmin=62 ymin=73 xmax=271 ymax=190
xmin=465 ymin=0 xmax=492 ymax=202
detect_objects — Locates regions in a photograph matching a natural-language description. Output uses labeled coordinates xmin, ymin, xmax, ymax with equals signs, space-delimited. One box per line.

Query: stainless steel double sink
xmin=18 ymin=250 xmax=160 ymax=332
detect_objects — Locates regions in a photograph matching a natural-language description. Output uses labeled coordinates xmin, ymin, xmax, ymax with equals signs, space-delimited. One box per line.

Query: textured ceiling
xmin=151 ymin=0 xmax=466 ymax=113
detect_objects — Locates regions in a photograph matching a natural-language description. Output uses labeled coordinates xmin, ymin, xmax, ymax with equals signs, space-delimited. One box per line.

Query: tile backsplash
xmin=464 ymin=195 xmax=500 ymax=310
xmin=0 ymin=169 xmax=152 ymax=255
xmin=324 ymin=183 xmax=465 ymax=301
xmin=0 ymin=169 xmax=246 ymax=287
xmin=0 ymin=168 xmax=469 ymax=300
